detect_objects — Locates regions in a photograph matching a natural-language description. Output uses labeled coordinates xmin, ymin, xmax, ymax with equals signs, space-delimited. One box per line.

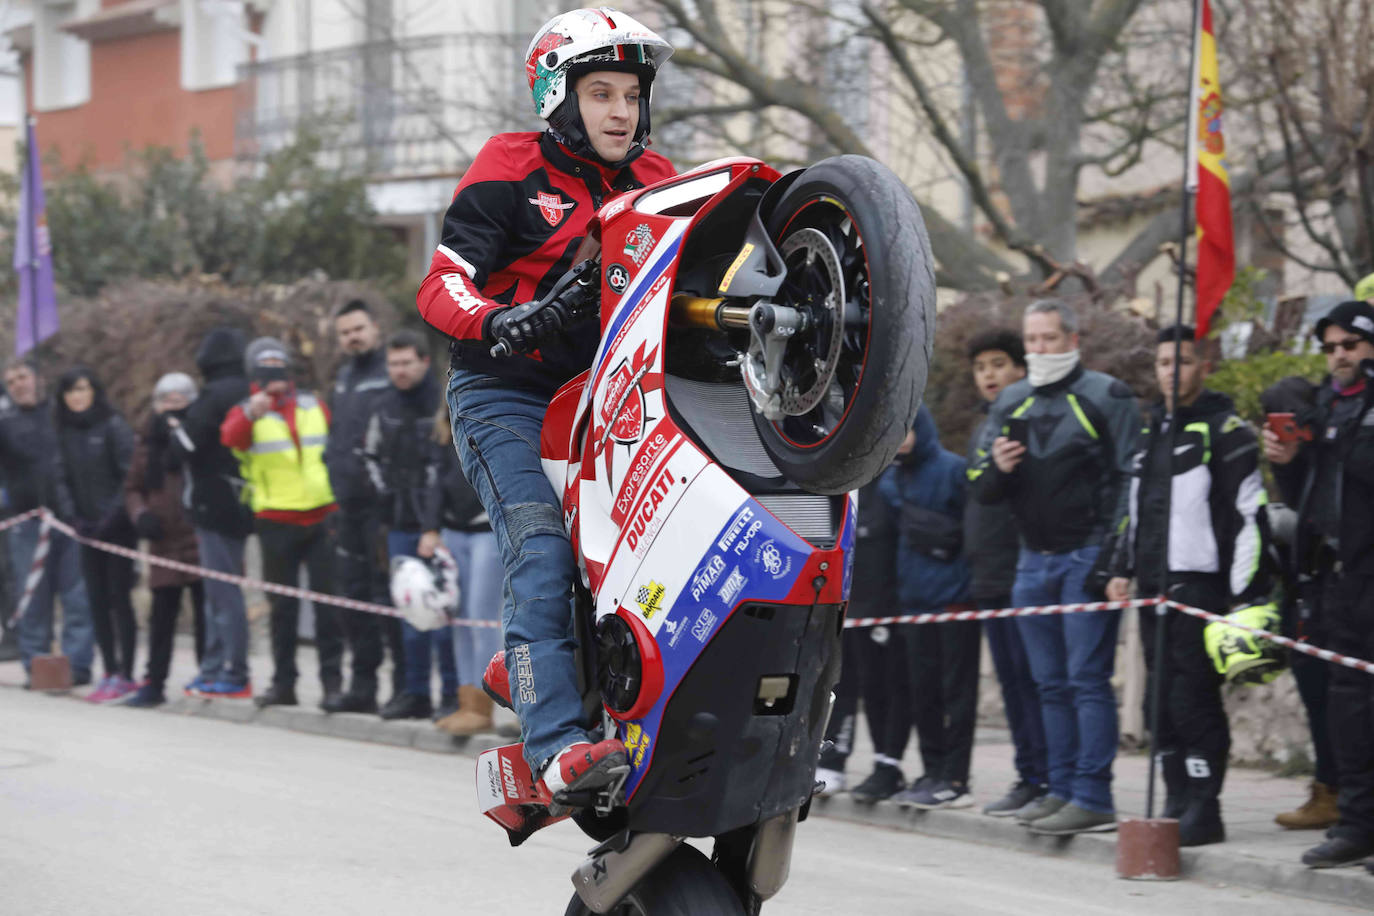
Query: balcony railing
xmin=235 ymin=33 xmax=532 ymax=178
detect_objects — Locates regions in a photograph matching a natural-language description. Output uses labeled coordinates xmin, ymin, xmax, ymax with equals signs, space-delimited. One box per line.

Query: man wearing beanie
xmin=173 ymin=328 xmax=256 ymax=699
xmin=1264 ymin=300 xmax=1374 ymax=868
xmin=221 ymin=337 xmax=345 ymax=709
xmin=969 ymin=299 xmax=1139 ymax=836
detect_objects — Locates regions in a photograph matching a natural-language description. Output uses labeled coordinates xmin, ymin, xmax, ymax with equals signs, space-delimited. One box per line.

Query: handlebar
xmin=489 ymin=257 xmax=601 ymax=358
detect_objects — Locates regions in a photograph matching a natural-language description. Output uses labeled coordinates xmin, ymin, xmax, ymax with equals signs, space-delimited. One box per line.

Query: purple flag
xmin=14 ymin=118 xmax=58 ymax=356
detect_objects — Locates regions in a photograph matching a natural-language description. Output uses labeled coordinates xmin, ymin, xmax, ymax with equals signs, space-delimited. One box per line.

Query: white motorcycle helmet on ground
xmin=390 ymin=545 xmax=460 ymax=632
xmin=525 ymin=7 xmax=673 ymax=168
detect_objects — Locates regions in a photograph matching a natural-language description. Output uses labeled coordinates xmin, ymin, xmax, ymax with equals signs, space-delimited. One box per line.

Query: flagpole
xmin=1146 ymin=0 xmax=1203 ymax=824
xmin=26 ymin=116 xmax=38 ymax=362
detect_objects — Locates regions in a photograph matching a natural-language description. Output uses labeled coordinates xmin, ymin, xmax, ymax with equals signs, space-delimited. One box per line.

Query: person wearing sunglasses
xmin=1263 ymin=299 xmax=1374 ymax=870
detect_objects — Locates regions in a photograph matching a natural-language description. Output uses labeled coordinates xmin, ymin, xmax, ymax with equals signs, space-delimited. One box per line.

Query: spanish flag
xmin=1189 ymin=0 xmax=1234 ymax=338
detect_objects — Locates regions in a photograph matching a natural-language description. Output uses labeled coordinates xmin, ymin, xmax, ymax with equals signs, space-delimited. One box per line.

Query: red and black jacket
xmin=417 ymin=131 xmax=676 ymax=396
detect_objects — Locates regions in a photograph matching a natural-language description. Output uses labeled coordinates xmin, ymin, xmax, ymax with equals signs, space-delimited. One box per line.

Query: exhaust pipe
xmin=747 ymin=808 xmax=799 ymax=900
xmin=572 ymin=831 xmax=681 ymax=913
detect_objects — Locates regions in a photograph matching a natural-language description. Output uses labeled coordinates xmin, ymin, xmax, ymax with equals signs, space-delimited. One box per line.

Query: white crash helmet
xmin=389 ymin=546 xmax=460 ymax=632
xmin=525 ymin=7 xmax=673 ymax=165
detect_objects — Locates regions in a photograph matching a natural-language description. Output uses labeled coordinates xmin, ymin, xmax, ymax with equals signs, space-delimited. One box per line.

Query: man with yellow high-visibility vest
xmin=221 ymin=337 xmax=345 ymax=709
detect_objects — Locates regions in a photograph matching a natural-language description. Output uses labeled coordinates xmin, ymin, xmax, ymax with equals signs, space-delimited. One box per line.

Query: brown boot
xmin=1275 ymin=781 xmax=1340 ymax=830
xmin=435 ymin=685 xmax=494 ymax=737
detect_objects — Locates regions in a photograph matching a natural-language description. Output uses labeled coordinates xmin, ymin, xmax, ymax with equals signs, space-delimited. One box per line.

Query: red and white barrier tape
xmin=7 ymin=508 xmax=499 ymax=629
xmin=843 ymin=597 xmax=1164 ymax=629
xmin=6 ymin=510 xmax=51 ymax=629
xmin=1166 ymin=600 xmax=1374 ymax=676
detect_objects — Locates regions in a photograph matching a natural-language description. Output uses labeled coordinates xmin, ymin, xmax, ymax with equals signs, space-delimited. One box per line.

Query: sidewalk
xmin=2 ymin=635 xmax=1370 ymax=910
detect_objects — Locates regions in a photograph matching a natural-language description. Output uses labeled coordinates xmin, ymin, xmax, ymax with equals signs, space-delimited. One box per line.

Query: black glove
xmin=134 ymin=511 xmax=165 ymax=542
xmin=486 ymin=299 xmax=571 ymax=356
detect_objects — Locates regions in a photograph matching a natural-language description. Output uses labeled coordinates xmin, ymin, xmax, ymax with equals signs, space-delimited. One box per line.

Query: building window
xmin=181 ymin=0 xmax=249 ymax=91
xmin=33 ymin=0 xmax=92 ymax=112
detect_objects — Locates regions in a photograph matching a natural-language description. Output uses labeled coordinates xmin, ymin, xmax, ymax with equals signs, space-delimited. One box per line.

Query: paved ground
xmin=3 ymin=685 xmax=1369 ymax=916
xmin=2 ymin=634 xmax=1372 ymax=910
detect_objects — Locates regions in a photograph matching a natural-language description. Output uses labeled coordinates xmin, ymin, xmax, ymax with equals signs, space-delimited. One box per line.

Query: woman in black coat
xmin=55 ymin=366 xmax=137 ymax=703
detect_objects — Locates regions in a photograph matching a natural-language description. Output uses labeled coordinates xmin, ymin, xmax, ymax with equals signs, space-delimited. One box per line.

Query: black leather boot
xmin=1177 ymin=752 xmax=1226 ymax=847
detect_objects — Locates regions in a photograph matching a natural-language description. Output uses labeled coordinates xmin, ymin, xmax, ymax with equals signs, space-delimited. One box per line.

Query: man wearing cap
xmin=1264 ymin=300 xmax=1374 ymax=868
xmin=221 ymin=338 xmax=345 ymax=709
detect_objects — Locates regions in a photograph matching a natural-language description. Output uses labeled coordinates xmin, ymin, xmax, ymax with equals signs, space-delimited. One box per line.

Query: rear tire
xmin=562 ymin=845 xmax=747 ymax=915
xmin=754 ymin=155 xmax=935 ymax=494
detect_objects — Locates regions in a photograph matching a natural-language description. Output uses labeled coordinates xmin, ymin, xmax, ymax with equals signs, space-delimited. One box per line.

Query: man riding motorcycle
xmin=416 ymin=7 xmax=676 ymax=800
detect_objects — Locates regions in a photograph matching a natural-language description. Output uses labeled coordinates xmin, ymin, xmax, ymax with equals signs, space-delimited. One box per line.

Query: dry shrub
xmin=4 ymin=276 xmax=403 ymax=426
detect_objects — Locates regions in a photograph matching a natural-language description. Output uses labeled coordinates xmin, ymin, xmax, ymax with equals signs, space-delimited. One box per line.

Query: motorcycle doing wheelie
xmin=473 ymin=154 xmax=935 ymax=915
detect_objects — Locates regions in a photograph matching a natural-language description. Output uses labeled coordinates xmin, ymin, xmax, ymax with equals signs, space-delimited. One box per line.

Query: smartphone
xmin=1004 ymin=416 xmax=1029 ymax=447
xmin=1266 ymin=412 xmax=1310 ymax=443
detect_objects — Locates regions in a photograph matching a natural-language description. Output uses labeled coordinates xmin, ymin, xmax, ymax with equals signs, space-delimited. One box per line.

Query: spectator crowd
xmin=0 ymin=301 xmax=504 ymax=739
xmin=815 ymin=290 xmax=1374 ymax=872
xmin=1 ymin=288 xmax=1373 ymax=872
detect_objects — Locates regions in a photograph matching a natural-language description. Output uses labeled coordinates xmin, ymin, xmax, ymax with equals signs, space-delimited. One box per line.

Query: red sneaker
xmin=482 ymin=651 xmax=513 ymax=710
xmin=539 ymin=739 xmax=628 ymax=798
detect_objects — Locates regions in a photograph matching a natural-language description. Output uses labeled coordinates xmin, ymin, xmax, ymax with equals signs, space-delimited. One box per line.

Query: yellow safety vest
xmin=234 ymin=393 xmax=335 ymax=513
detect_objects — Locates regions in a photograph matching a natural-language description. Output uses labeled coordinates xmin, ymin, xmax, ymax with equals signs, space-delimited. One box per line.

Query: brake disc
xmin=776 ymin=227 xmax=845 ymax=417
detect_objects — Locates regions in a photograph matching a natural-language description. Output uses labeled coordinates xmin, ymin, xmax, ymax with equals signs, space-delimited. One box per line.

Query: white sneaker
xmin=815 ymin=767 xmax=847 ymax=797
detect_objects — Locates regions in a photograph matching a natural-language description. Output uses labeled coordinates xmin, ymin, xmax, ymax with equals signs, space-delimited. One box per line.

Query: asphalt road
xmin=1 ymin=688 xmax=1363 ymax=916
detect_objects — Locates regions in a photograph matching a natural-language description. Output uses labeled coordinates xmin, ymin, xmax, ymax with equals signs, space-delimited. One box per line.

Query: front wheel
xmin=752 ymin=155 xmax=935 ymax=494
xmin=563 ymin=845 xmax=747 ymax=916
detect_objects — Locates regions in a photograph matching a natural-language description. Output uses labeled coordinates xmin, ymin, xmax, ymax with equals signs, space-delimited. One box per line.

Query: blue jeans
xmin=441 ymin=527 xmax=504 ymax=686
xmin=195 ymin=528 xmax=249 ymax=683
xmin=981 ymin=596 xmax=1047 ymax=787
xmin=10 ymin=518 xmax=93 ymax=676
xmin=388 ymin=529 xmax=457 ymax=700
xmin=1012 ymin=546 xmax=1119 ymax=814
xmin=448 ymin=369 xmax=587 ymax=774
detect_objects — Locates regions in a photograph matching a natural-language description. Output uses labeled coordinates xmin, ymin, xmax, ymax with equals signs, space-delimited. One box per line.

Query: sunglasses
xmin=1320 ymin=338 xmax=1366 ymax=355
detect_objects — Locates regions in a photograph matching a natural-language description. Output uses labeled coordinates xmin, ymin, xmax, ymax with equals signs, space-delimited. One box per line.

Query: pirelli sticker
xmin=719 ymin=243 xmax=755 ymax=294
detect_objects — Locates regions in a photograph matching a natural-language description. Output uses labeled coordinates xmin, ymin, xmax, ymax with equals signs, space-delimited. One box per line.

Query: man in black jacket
xmin=172 ymin=328 xmax=256 ymax=698
xmin=1 ymin=358 xmax=92 ymax=683
xmin=1264 ymin=300 xmax=1374 ymax=868
xmin=1106 ymin=325 xmax=1268 ymax=847
xmin=965 ymin=329 xmax=1048 ymax=817
xmin=363 ymin=329 xmax=453 ymax=721
xmin=970 ymin=299 xmax=1139 ymax=835
xmin=322 ymin=300 xmax=394 ymax=713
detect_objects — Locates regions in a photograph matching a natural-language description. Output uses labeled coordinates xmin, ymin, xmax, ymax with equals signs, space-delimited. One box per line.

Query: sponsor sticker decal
xmin=754 ymin=539 xmax=793 ymax=580
xmin=529 ymin=190 xmax=575 ymax=227
xmin=635 ymin=580 xmax=666 ymax=619
xmin=734 ymin=518 xmax=764 ymax=556
xmin=717 ymin=506 xmax=755 ymax=552
xmin=612 ymin=430 xmax=672 ymax=524
xmin=623 ymin=224 xmax=655 ymax=265
xmin=662 ymin=616 xmax=686 ymax=649
xmin=624 ymin=464 xmax=677 ymax=554
xmin=501 ymin=754 xmax=519 ymax=798
xmin=691 ymin=555 xmax=726 ymax=601
xmin=717 ymin=566 xmax=746 ymax=605
xmin=719 ymin=242 xmax=755 ymax=294
xmin=692 ymin=607 xmax=718 ymax=642
xmin=606 ymin=263 xmax=630 ymax=294
xmin=514 ymin=644 xmax=536 ymax=704
xmin=625 ymin=722 xmax=650 ymax=767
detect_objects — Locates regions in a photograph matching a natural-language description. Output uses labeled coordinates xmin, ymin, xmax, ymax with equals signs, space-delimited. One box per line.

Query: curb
xmin=809 ymin=795 xmax=1372 ymax=910
xmin=33 ymin=686 xmax=1374 ymax=910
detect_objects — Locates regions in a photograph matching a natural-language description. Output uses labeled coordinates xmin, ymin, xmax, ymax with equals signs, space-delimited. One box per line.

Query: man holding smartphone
xmin=969 ymin=299 xmax=1139 ymax=836
xmin=1264 ymin=300 xmax=1374 ymax=869
xmin=1105 ymin=324 xmax=1268 ymax=847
